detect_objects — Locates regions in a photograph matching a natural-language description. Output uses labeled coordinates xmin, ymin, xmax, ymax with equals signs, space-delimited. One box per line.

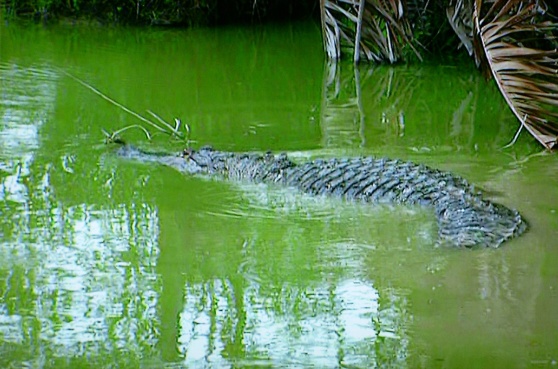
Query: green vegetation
xmin=2 ymin=0 xmax=318 ymax=25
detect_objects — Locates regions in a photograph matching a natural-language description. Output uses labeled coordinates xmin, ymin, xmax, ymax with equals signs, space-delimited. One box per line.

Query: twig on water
xmin=102 ymin=125 xmax=152 ymax=143
xmin=502 ymin=120 xmax=525 ymax=149
xmin=58 ymin=68 xmax=189 ymax=143
xmin=146 ymin=109 xmax=182 ymax=135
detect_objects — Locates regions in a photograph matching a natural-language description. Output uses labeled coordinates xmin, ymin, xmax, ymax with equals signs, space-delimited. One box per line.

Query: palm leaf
xmin=447 ymin=0 xmax=475 ymax=57
xmin=473 ymin=0 xmax=558 ymax=149
xmin=320 ymin=0 xmax=421 ymax=63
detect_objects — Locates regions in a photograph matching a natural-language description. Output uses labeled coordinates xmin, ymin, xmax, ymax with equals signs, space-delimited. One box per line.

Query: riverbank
xmin=1 ymin=0 xmax=318 ymax=26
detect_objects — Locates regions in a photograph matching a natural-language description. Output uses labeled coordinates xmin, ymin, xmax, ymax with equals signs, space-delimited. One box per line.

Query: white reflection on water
xmin=0 ymin=64 xmax=54 ymax=205
xmin=177 ymin=269 xmax=408 ymax=368
xmin=0 ymin=63 xmax=161 ymax=365
xmin=0 ymin=202 xmax=161 ymax=361
xmin=0 ymin=64 xmax=54 ymax=152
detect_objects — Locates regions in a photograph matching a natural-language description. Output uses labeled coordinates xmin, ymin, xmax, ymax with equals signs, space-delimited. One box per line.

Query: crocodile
xmin=117 ymin=145 xmax=527 ymax=248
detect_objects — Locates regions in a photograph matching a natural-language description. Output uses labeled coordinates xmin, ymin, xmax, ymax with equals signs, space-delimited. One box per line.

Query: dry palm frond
xmin=447 ymin=0 xmax=475 ymax=57
xmin=473 ymin=0 xmax=558 ymax=149
xmin=320 ymin=0 xmax=421 ymax=63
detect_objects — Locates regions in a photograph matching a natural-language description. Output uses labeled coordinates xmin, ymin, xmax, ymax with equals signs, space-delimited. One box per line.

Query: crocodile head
xmin=116 ymin=145 xmax=207 ymax=174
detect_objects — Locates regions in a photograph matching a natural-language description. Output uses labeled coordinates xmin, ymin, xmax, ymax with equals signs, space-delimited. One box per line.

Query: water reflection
xmin=319 ymin=61 xmax=514 ymax=151
xmin=173 ymin=258 xmax=408 ymax=368
xmin=320 ymin=61 xmax=366 ymax=148
xmin=0 ymin=202 xmax=160 ymax=367
xmin=176 ymin=278 xmax=407 ymax=368
xmin=158 ymin=164 xmax=441 ymax=367
xmin=0 ymin=26 xmax=553 ymax=368
xmin=0 ymin=63 xmax=55 ymax=205
xmin=0 ymin=64 xmax=160 ymax=367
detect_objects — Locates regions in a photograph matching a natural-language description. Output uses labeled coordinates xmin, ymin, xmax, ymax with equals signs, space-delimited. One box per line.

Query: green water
xmin=1 ymin=21 xmax=557 ymax=369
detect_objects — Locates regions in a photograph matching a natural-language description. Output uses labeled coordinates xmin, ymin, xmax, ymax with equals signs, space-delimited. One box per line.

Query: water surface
xmin=1 ymin=22 xmax=557 ymax=368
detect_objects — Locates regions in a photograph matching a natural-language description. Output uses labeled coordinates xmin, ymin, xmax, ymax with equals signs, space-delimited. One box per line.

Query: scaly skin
xmin=117 ymin=145 xmax=527 ymax=248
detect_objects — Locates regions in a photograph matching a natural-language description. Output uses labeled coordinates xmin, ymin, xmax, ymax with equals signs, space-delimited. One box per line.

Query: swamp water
xmin=0 ymin=21 xmax=557 ymax=368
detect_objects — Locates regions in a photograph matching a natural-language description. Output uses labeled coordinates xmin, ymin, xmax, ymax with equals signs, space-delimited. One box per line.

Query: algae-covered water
xmin=1 ymin=21 xmax=557 ymax=368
